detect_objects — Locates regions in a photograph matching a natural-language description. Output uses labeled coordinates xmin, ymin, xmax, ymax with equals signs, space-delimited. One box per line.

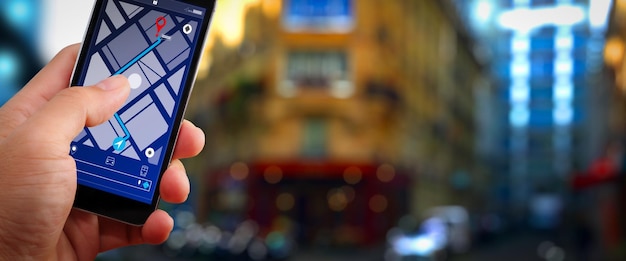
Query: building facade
xmin=187 ymin=0 xmax=489 ymax=246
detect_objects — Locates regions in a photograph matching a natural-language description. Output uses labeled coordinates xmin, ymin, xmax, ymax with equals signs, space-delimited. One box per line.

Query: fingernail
xmin=96 ymin=75 xmax=129 ymax=91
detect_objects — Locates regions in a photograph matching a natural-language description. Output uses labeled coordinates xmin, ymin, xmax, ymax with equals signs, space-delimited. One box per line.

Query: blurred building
xmin=449 ymin=0 xmax=615 ymax=230
xmin=583 ymin=0 xmax=626 ymax=255
xmin=187 ymin=0 xmax=489 ymax=247
xmin=0 ymin=0 xmax=42 ymax=104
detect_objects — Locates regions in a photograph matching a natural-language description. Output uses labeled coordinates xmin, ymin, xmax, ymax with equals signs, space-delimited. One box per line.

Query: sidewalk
xmin=454 ymin=232 xmax=579 ymax=261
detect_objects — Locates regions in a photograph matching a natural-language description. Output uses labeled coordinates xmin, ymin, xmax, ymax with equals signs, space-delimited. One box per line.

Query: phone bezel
xmin=71 ymin=0 xmax=215 ymax=226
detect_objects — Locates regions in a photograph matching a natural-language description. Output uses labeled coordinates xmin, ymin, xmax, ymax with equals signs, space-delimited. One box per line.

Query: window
xmin=281 ymin=50 xmax=353 ymax=98
xmin=302 ymin=118 xmax=327 ymax=158
xmin=282 ymin=0 xmax=353 ymax=33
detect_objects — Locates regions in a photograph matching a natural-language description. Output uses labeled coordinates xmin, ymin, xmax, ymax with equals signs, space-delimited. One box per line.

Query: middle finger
xmin=159 ymin=159 xmax=190 ymax=203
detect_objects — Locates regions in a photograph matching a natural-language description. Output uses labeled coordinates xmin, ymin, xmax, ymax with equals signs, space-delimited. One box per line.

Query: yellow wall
xmin=189 ymin=0 xmax=488 ymax=216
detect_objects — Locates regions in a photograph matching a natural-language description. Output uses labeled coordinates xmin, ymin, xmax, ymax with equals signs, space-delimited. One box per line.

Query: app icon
xmin=156 ymin=16 xmax=166 ymax=37
xmin=142 ymin=181 xmax=151 ymax=190
xmin=145 ymin=147 xmax=155 ymax=158
xmin=140 ymin=165 xmax=149 ymax=177
xmin=183 ymin=24 xmax=193 ymax=35
xmin=105 ymin=156 xmax=116 ymax=166
xmin=112 ymin=137 xmax=126 ymax=151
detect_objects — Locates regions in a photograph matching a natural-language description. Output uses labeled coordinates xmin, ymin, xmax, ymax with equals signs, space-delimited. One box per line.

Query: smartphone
xmin=69 ymin=0 xmax=215 ymax=225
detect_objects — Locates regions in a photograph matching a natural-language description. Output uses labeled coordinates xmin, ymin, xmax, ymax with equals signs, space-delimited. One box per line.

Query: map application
xmin=70 ymin=0 xmax=207 ymax=204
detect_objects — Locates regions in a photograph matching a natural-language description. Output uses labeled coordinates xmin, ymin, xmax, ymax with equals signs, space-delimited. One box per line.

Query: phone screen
xmin=70 ymin=0 xmax=211 ymax=205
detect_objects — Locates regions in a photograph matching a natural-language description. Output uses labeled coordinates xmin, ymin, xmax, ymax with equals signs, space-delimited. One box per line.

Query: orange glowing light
xmin=605 ymin=36 xmax=625 ymax=68
xmin=230 ymin=162 xmax=249 ymax=180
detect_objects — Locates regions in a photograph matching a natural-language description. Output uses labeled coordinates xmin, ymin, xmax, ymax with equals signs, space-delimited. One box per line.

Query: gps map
xmin=71 ymin=0 xmax=206 ymax=204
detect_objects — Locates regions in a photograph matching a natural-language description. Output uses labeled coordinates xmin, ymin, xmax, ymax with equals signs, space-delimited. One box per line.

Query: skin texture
xmin=0 ymin=44 xmax=205 ymax=260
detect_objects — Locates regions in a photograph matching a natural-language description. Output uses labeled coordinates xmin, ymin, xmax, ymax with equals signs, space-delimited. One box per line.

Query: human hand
xmin=0 ymin=44 xmax=205 ymax=260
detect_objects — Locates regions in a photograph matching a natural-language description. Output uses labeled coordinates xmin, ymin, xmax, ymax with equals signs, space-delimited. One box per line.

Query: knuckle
xmin=54 ymin=87 xmax=91 ymax=115
xmin=58 ymin=44 xmax=80 ymax=59
xmin=57 ymin=87 xmax=88 ymax=101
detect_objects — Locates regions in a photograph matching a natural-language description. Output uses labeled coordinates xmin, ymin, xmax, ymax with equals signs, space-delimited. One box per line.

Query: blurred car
xmin=427 ymin=206 xmax=471 ymax=254
xmin=160 ymin=210 xmax=296 ymax=261
xmin=386 ymin=216 xmax=448 ymax=261
xmin=386 ymin=206 xmax=471 ymax=261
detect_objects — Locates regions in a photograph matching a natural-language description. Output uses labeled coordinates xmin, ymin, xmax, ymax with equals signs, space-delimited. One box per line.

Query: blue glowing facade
xmin=0 ymin=0 xmax=41 ymax=105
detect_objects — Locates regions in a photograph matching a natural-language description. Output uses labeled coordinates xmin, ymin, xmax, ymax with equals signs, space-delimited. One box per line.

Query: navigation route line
xmin=111 ymin=36 xmax=164 ymax=151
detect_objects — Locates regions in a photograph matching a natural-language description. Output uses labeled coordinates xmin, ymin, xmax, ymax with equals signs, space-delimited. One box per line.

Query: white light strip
xmin=510 ymin=104 xmax=530 ymax=127
xmin=511 ymin=60 xmax=530 ymax=78
xmin=509 ymin=31 xmax=530 ymax=128
xmin=589 ymin=0 xmax=613 ymax=30
xmin=510 ymin=81 xmax=530 ymax=103
xmin=553 ymin=106 xmax=574 ymax=126
xmin=555 ymin=34 xmax=574 ymax=51
xmin=554 ymin=59 xmax=573 ymax=76
xmin=498 ymin=5 xmax=586 ymax=31
xmin=511 ymin=37 xmax=530 ymax=53
xmin=554 ymin=83 xmax=573 ymax=102
xmin=508 ymin=0 xmax=531 ymax=128
xmin=553 ymin=26 xmax=574 ymax=126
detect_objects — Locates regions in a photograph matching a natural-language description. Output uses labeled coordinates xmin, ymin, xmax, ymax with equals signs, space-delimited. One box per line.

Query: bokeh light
xmin=0 ymin=51 xmax=18 ymax=81
xmin=276 ymin=193 xmax=295 ymax=211
xmin=376 ymin=164 xmax=396 ymax=183
xmin=229 ymin=162 xmax=249 ymax=181
xmin=369 ymin=194 xmax=388 ymax=213
xmin=327 ymin=188 xmax=349 ymax=212
xmin=343 ymin=166 xmax=362 ymax=185
xmin=264 ymin=165 xmax=283 ymax=184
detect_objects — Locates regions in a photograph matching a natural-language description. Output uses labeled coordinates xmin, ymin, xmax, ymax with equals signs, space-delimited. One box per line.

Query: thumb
xmin=16 ymin=75 xmax=130 ymax=145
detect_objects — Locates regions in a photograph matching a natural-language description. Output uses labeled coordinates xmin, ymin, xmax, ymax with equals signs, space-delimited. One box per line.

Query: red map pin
xmin=155 ymin=16 xmax=166 ymax=37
